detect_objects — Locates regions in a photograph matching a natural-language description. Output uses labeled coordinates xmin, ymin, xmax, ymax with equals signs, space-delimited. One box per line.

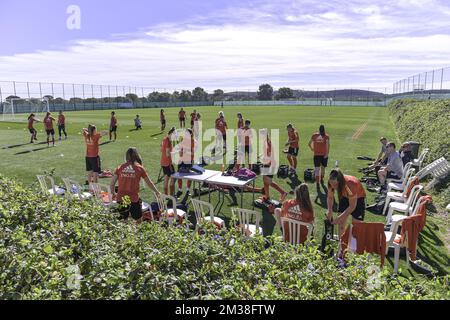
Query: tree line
xmin=4 ymin=84 xmax=296 ymax=104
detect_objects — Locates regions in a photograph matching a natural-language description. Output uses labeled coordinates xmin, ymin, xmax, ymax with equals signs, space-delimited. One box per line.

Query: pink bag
xmin=235 ymin=168 xmax=256 ymax=180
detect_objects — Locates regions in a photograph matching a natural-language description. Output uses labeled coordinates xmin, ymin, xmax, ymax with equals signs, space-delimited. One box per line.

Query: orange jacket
xmin=404 ymin=176 xmax=419 ymax=199
xmin=341 ymin=222 xmax=386 ymax=266
xmin=395 ymin=195 xmax=432 ymax=260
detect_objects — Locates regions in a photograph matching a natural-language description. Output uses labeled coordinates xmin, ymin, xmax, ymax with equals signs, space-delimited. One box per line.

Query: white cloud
xmin=0 ymin=0 xmax=449 ymax=95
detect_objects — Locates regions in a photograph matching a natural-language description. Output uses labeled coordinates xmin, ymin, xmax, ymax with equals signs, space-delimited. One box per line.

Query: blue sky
xmin=1 ymin=0 xmax=449 ymax=92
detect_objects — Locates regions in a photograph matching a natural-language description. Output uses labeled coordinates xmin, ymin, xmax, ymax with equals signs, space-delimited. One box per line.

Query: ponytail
xmin=319 ymin=125 xmax=325 ymax=137
xmin=126 ymin=147 xmax=143 ymax=165
xmin=295 ymin=183 xmax=314 ymax=215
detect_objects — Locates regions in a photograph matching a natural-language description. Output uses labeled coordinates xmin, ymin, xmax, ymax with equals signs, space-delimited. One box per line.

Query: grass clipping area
xmin=0 ymin=175 xmax=448 ymax=300
xmin=388 ymin=99 xmax=450 ymax=210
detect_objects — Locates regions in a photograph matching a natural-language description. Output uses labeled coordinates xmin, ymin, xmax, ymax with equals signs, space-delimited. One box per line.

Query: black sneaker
xmin=175 ymin=190 xmax=183 ymax=198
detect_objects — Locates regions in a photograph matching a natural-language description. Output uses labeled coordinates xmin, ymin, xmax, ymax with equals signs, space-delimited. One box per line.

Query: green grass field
xmin=0 ymin=105 xmax=448 ymax=276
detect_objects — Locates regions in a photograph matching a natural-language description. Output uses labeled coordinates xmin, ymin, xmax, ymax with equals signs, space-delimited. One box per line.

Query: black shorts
xmin=338 ymin=197 xmax=365 ymax=221
xmin=58 ymin=124 xmax=65 ymax=130
xmin=29 ymin=128 xmax=36 ymax=134
xmin=190 ymin=120 xmax=194 ymax=127
xmin=118 ymin=200 xmax=143 ymax=220
xmin=46 ymin=129 xmax=55 ymax=135
xmin=314 ymin=155 xmax=328 ymax=168
xmin=387 ymin=172 xmax=401 ymax=179
xmin=110 ymin=126 xmax=117 ymax=132
xmin=162 ymin=165 xmax=175 ymax=177
xmin=161 ymin=120 xmax=166 ymax=125
xmin=178 ymin=162 xmax=193 ymax=173
xmin=287 ymin=147 xmax=299 ymax=156
xmin=86 ymin=156 xmax=102 ymax=173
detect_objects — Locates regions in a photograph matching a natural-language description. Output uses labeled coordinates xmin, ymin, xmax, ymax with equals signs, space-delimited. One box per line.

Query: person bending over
xmin=327 ymin=169 xmax=366 ymax=237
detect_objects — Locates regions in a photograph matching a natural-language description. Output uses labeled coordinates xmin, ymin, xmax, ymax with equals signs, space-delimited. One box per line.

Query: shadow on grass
xmin=2 ymin=142 xmax=34 ymax=149
xmin=14 ymin=147 xmax=48 ymax=155
xmin=285 ymin=173 xmax=302 ymax=191
xmin=314 ymin=182 xmax=329 ymax=210
xmin=99 ymin=141 xmax=113 ymax=146
xmin=151 ymin=131 xmax=164 ymax=137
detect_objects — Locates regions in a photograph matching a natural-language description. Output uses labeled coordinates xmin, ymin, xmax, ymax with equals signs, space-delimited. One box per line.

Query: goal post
xmin=1 ymin=97 xmax=50 ymax=122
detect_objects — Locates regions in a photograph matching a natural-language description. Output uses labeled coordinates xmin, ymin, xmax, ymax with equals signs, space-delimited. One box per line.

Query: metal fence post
xmin=431 ymin=70 xmax=435 ymax=90
xmin=0 ymin=84 xmax=3 ymax=111
xmin=108 ymin=85 xmax=112 ymax=109
xmin=91 ymin=84 xmax=94 ymax=110
xmin=440 ymin=68 xmax=444 ymax=90
xmin=424 ymin=72 xmax=427 ymax=91
xmin=72 ymin=83 xmax=76 ymax=109
xmin=13 ymin=81 xmax=16 ymax=96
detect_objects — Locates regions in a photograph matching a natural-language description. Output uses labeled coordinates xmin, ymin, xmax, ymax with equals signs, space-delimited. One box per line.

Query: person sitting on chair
xmin=400 ymin=142 xmax=413 ymax=166
xmin=378 ymin=142 xmax=404 ymax=187
xmin=367 ymin=137 xmax=388 ymax=173
xmin=274 ymin=183 xmax=314 ymax=244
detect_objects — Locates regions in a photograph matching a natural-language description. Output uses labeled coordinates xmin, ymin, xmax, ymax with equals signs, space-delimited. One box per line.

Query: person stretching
xmin=57 ymin=111 xmax=67 ymax=140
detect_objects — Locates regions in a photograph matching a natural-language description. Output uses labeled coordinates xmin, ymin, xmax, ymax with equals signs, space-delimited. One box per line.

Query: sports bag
xmin=304 ymin=168 xmax=314 ymax=182
xmin=277 ymin=165 xmax=290 ymax=179
xmin=234 ymin=168 xmax=256 ymax=180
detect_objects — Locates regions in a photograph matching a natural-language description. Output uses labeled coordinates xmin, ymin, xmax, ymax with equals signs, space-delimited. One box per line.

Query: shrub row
xmin=388 ymin=99 xmax=450 ymax=209
xmin=0 ymin=175 xmax=448 ymax=300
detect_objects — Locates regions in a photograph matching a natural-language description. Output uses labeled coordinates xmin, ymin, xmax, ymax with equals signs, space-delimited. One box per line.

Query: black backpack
xmin=277 ymin=165 xmax=290 ymax=179
xmin=304 ymin=168 xmax=314 ymax=182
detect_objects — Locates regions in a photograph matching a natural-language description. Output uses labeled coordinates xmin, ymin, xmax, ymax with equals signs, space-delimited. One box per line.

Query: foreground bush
xmin=0 ymin=175 xmax=448 ymax=300
xmin=388 ymin=99 xmax=450 ymax=209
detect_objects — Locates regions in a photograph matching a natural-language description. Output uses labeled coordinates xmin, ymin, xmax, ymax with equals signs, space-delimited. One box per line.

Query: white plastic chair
xmin=280 ymin=217 xmax=313 ymax=245
xmin=62 ymin=178 xmax=92 ymax=201
xmin=387 ymin=167 xmax=415 ymax=193
xmin=382 ymin=172 xmax=416 ymax=215
xmin=384 ymin=221 xmax=413 ymax=273
xmin=412 ymin=148 xmax=429 ymax=170
xmin=36 ymin=175 xmax=65 ymax=196
xmin=385 ymin=185 xmax=423 ymax=224
xmin=191 ymin=199 xmax=225 ymax=232
xmin=157 ymin=193 xmax=187 ymax=225
xmin=386 ymin=162 xmax=411 ymax=187
xmin=232 ymin=208 xmax=262 ymax=237
xmin=90 ymin=183 xmax=117 ymax=208
xmin=425 ymin=158 xmax=450 ymax=190
xmin=416 ymin=157 xmax=446 ymax=180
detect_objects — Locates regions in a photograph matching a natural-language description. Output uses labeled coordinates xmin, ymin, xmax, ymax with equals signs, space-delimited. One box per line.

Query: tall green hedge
xmin=0 ymin=175 xmax=448 ymax=300
xmin=388 ymin=99 xmax=450 ymax=209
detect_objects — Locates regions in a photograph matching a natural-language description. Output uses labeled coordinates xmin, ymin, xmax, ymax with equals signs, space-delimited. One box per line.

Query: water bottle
xmin=71 ymin=184 xmax=78 ymax=194
xmin=335 ymin=160 xmax=339 ymax=168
